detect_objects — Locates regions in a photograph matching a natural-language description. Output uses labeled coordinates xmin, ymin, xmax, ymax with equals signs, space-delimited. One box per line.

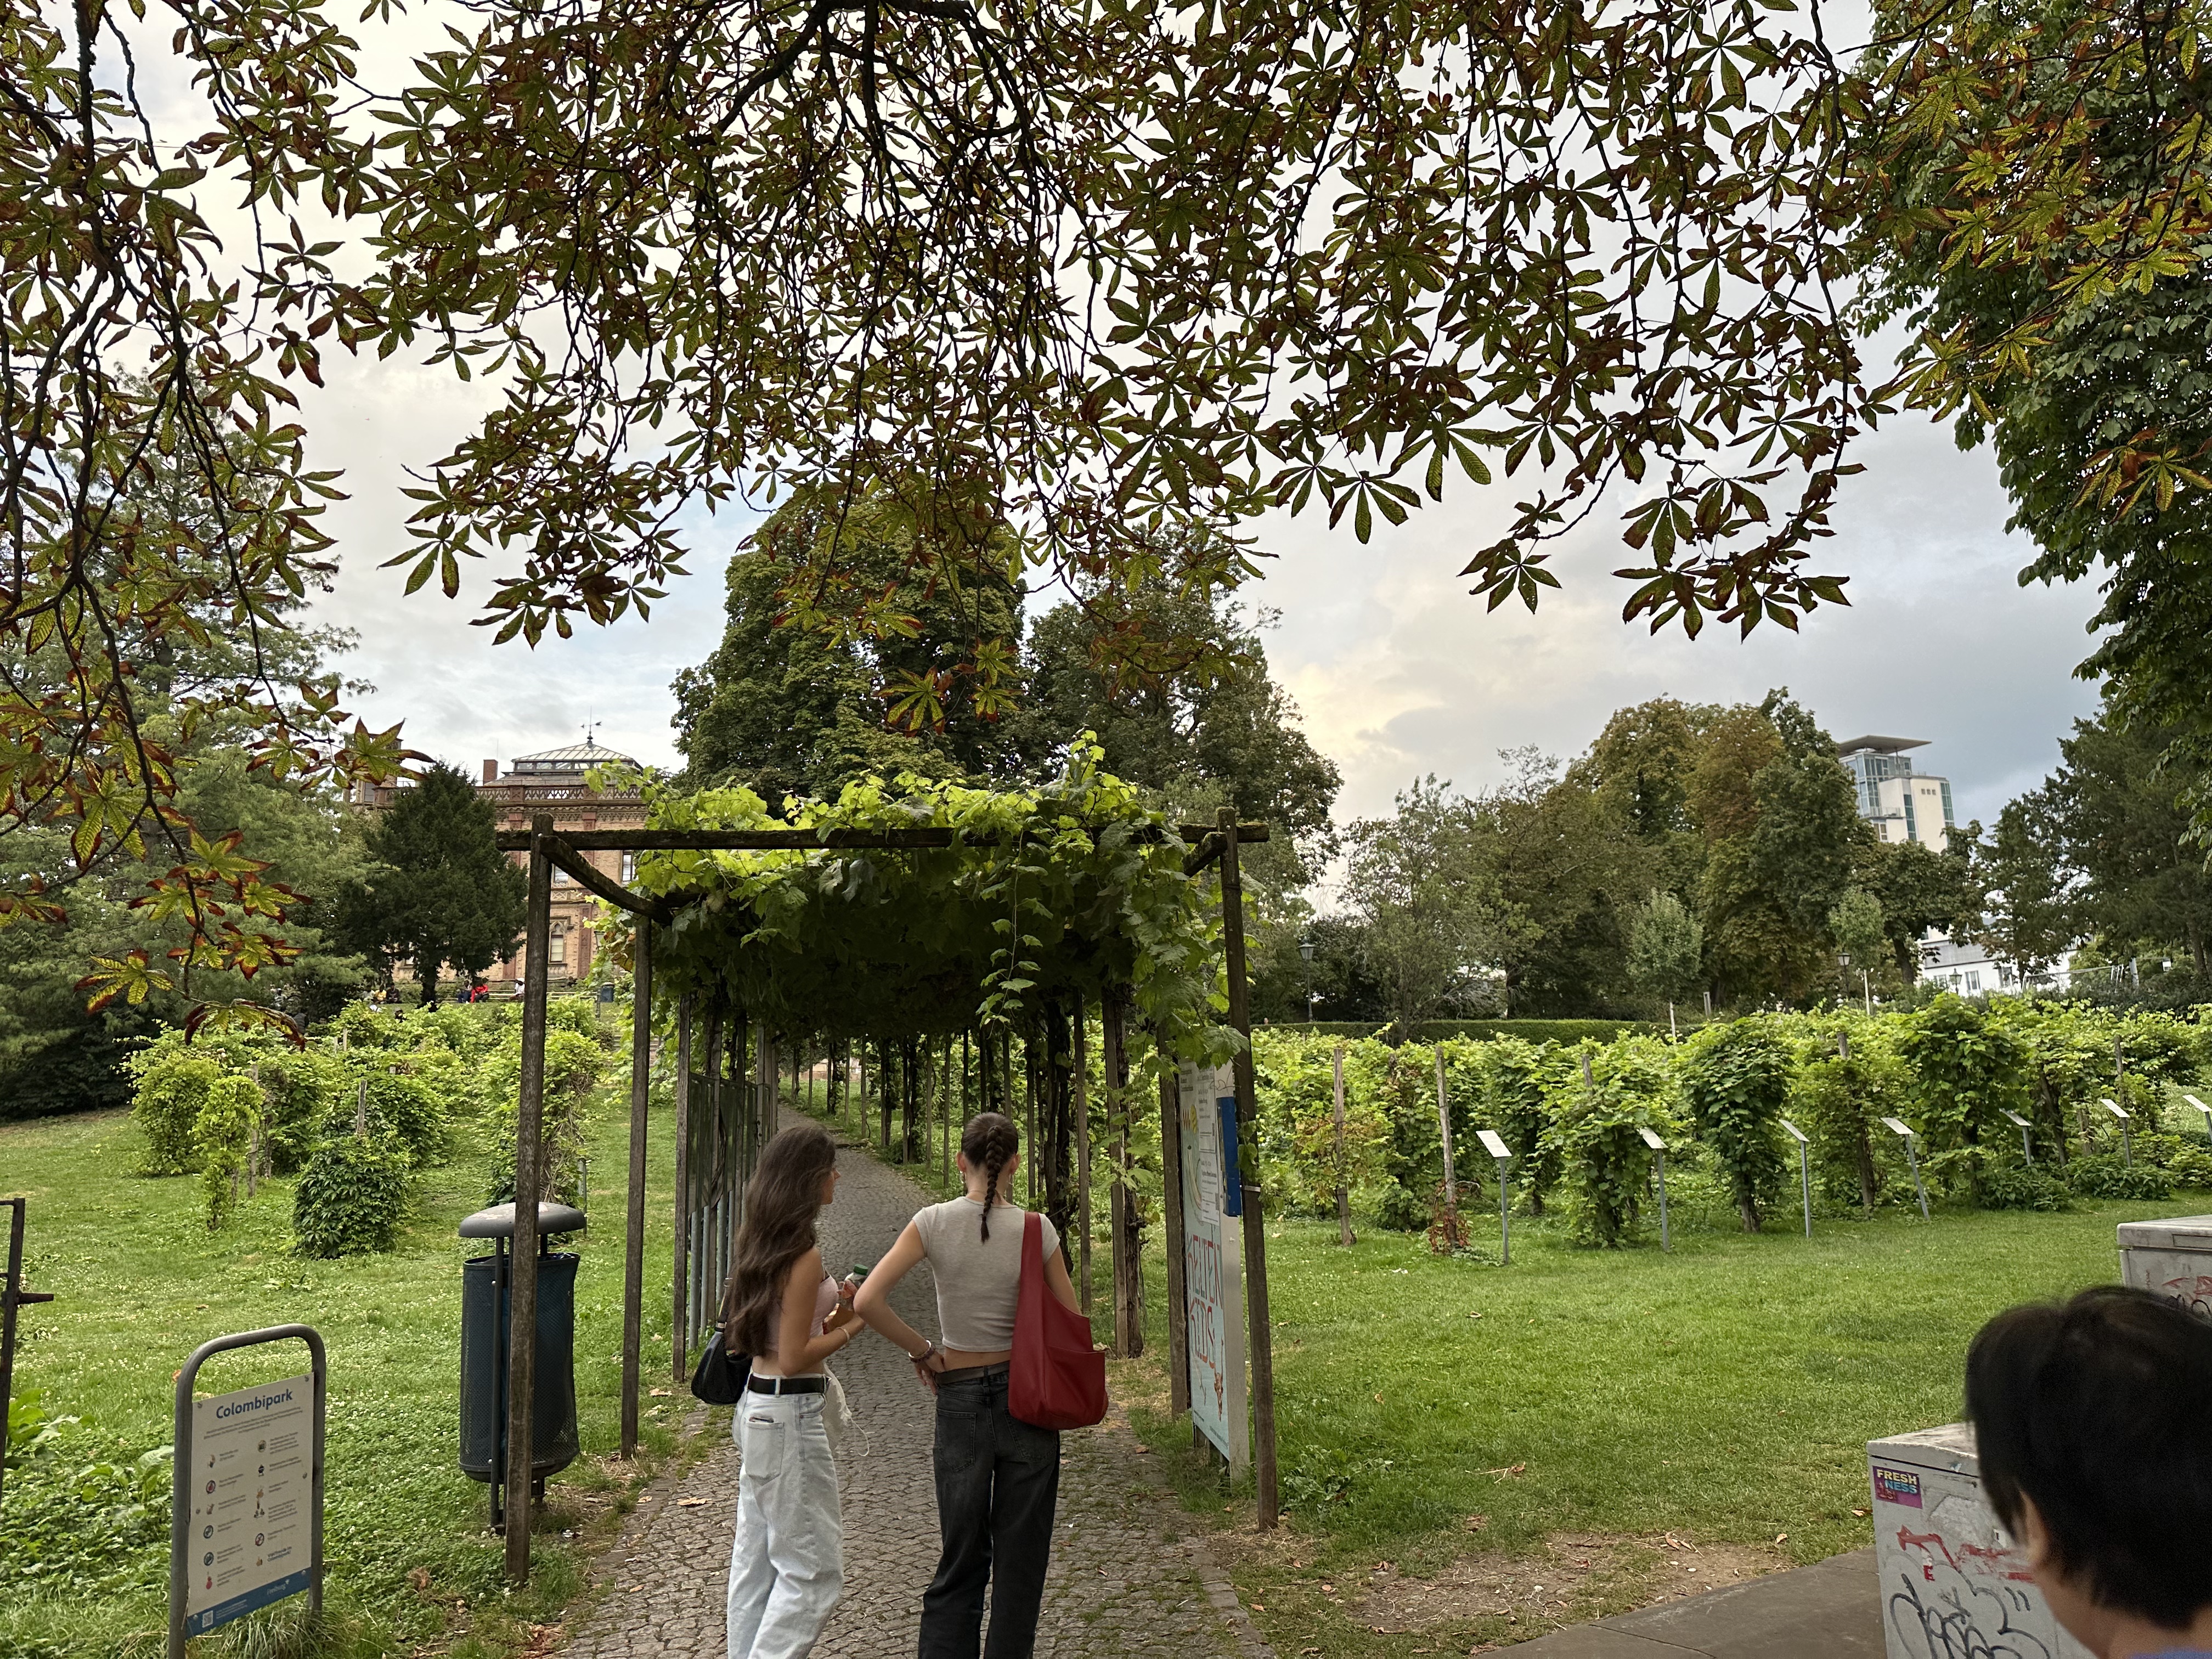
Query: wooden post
xmin=1217 ymin=809 xmax=1278 ymax=1528
xmin=506 ymin=815 xmax=554 ymax=1581
xmin=620 ymin=923 xmax=652 ymax=1458
xmin=672 ymin=997 xmax=691 ymax=1382
xmin=1435 ymin=1046 xmax=1458 ymax=1210
xmin=1159 ymin=1048 xmax=1189 ymax=1417
xmin=1074 ymin=998 xmax=1092 ymax=1316
xmin=1104 ymin=994 xmax=1140 ymax=1357
xmin=1331 ymin=1042 xmax=1354 ymax=1246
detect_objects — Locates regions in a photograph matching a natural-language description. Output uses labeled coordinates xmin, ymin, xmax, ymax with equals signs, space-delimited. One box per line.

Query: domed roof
xmin=510 ymin=737 xmax=634 ymax=771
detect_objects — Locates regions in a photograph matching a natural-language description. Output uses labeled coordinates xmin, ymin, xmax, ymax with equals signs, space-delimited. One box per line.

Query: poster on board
xmin=1180 ymin=1062 xmax=1248 ymax=1470
xmin=185 ymin=1375 xmax=314 ymax=1636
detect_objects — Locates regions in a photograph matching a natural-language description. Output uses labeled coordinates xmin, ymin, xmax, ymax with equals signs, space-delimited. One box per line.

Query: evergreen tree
xmin=338 ymin=765 xmax=526 ymax=1003
xmin=1970 ymin=795 xmax=2075 ymax=986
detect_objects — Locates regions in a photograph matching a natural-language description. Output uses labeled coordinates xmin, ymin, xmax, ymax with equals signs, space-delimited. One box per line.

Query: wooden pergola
xmin=488 ymin=809 xmax=1279 ymax=1582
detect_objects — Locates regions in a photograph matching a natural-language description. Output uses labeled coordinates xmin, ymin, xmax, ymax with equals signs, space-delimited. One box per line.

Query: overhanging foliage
xmin=619 ymin=744 xmax=1240 ymax=1064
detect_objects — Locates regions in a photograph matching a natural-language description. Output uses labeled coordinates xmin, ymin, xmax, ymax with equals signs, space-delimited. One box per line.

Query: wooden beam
xmin=492 ymin=823 xmax=1271 ymax=853
xmin=506 ymin=816 xmax=553 ymax=1581
xmin=541 ymin=832 xmax=658 ymax=917
xmin=619 ymin=922 xmax=652 ymax=1458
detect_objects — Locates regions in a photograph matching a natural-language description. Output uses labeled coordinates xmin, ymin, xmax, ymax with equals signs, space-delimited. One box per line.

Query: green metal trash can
xmin=458 ymin=1201 xmax=585 ymax=1522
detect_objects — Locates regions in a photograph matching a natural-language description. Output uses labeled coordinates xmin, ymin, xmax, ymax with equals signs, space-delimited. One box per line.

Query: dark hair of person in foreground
xmin=1966 ymin=1285 xmax=2212 ymax=1651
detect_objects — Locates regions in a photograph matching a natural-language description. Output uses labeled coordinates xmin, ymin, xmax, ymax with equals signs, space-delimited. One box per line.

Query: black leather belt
xmin=746 ymin=1374 xmax=826 ymax=1395
xmin=936 ymin=1362 xmax=1011 ymax=1384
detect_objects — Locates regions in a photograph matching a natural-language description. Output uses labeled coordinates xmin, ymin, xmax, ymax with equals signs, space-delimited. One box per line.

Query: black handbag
xmin=690 ymin=1328 xmax=749 ymax=1406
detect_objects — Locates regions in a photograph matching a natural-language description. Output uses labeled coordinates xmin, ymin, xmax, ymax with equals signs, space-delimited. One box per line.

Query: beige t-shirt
xmin=912 ymin=1197 xmax=1059 ymax=1352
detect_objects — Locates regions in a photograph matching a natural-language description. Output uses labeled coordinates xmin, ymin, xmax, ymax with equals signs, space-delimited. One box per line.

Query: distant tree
xmin=1825 ymin=887 xmax=1888 ymax=997
xmin=1342 ymin=777 xmax=1503 ymax=1036
xmin=1858 ymin=837 xmax=1979 ymax=984
xmin=1478 ymin=749 xmax=1662 ymax=1015
xmin=338 ymin=766 xmax=526 ymax=1004
xmin=1970 ymin=796 xmax=2075 ymax=987
xmin=2045 ymin=706 xmax=2212 ymax=977
xmin=672 ymin=487 xmax=1028 ymax=803
xmin=1012 ymin=577 xmax=1341 ymax=887
xmin=1626 ymin=891 xmax=1705 ymax=1012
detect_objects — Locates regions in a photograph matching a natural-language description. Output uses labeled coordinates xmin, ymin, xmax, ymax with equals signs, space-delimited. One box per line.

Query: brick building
xmin=362 ymin=737 xmax=649 ymax=992
xmin=479 ymin=738 xmax=648 ymax=988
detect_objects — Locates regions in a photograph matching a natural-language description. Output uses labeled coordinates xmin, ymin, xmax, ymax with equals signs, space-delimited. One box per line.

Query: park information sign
xmin=1179 ymin=1062 xmax=1249 ymax=1470
xmin=185 ymin=1374 xmax=314 ymax=1635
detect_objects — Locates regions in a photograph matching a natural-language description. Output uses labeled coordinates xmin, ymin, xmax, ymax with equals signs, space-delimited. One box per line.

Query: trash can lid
xmin=459 ymin=1200 xmax=588 ymax=1239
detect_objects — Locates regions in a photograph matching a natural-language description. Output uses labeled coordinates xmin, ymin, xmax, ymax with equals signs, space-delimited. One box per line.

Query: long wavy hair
xmin=961 ymin=1111 xmax=1020 ymax=1242
xmin=721 ymin=1121 xmax=838 ymax=1359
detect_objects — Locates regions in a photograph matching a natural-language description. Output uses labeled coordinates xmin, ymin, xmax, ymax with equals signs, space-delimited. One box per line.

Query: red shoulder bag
xmin=1008 ymin=1211 xmax=1108 ymax=1430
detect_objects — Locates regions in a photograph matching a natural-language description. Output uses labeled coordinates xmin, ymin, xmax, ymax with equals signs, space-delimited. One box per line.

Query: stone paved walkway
xmin=557 ymin=1142 xmax=1269 ymax=1659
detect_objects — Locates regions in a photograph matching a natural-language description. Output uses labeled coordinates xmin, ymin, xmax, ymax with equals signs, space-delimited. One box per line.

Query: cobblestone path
xmin=557 ymin=1142 xmax=1270 ymax=1659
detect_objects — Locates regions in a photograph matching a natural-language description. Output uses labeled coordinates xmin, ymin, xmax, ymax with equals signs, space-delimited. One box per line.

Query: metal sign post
xmin=1476 ymin=1130 xmax=1513 ymax=1265
xmin=1999 ymin=1108 xmax=2034 ymax=1165
xmin=1637 ymin=1126 xmax=1670 ymax=1251
xmin=1 ymin=1198 xmax=57 ymax=1517
xmin=171 ymin=1325 xmax=325 ymax=1658
xmin=2101 ymin=1098 xmax=2133 ymax=1166
xmin=1780 ymin=1119 xmax=1812 ymax=1236
xmin=1881 ymin=1118 xmax=1931 ymax=1220
xmin=2185 ymin=1094 xmax=2212 ymax=1149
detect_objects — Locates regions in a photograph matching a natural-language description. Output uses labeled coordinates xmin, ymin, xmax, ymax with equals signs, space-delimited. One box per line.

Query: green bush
xmin=1978 ymin=1164 xmax=2073 ymax=1212
xmin=486 ymin=1026 xmax=607 ymax=1204
xmin=2067 ymin=1154 xmax=2172 ymax=1201
xmin=292 ymin=1133 xmax=413 ymax=1256
xmin=0 ymin=1393 xmax=169 ymax=1598
xmin=1680 ymin=1017 xmax=1791 ymax=1232
xmin=1542 ymin=1040 xmax=1675 ymax=1247
xmin=246 ymin=1043 xmax=347 ymax=1173
xmin=1486 ymin=1037 xmax=1564 ymax=1213
xmin=326 ymin=1069 xmax=448 ymax=1166
xmin=127 ymin=1049 xmax=224 ymax=1175
xmin=2168 ymin=1145 xmax=2212 ymax=1190
xmin=191 ymin=1074 xmax=263 ymax=1232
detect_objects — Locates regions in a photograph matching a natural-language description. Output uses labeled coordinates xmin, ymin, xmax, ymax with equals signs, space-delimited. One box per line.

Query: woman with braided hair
xmin=854 ymin=1110 xmax=1083 ymax=1658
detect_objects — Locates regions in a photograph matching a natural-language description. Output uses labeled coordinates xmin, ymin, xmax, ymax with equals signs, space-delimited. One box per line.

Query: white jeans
xmin=727 ymin=1389 xmax=844 ymax=1659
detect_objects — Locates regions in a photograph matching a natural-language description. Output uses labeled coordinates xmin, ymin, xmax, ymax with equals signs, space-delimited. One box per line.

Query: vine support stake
xmin=507 ymin=813 xmax=554 ymax=1583
xmin=672 ymin=997 xmax=692 ymax=1383
xmin=1218 ymin=808 xmax=1278 ymax=1529
xmin=1638 ymin=1127 xmax=1671 ymax=1252
xmin=620 ymin=921 xmax=653 ymax=1458
xmin=1159 ymin=1046 xmax=1189 ymax=1418
xmin=1074 ymin=999 xmax=1092 ymax=1316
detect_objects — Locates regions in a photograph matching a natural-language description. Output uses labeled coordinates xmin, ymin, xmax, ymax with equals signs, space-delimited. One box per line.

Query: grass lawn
xmin=1 ymin=1092 xmax=698 ymax=1659
xmin=1116 ymin=1189 xmax=2212 ymax=1656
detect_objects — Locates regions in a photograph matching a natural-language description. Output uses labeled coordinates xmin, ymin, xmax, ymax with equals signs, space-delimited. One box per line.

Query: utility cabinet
xmin=1866 ymin=1423 xmax=2091 ymax=1659
xmin=2115 ymin=1214 xmax=2212 ymax=1317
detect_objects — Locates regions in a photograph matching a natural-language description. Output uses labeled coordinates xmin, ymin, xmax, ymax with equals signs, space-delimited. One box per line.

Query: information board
xmin=1180 ymin=1062 xmax=1248 ymax=1470
xmin=185 ymin=1374 xmax=314 ymax=1636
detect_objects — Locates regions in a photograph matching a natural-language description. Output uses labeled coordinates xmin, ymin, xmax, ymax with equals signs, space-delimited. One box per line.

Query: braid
xmin=961 ymin=1111 xmax=1020 ymax=1243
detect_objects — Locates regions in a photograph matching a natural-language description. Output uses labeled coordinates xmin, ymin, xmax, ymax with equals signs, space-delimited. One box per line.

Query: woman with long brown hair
xmin=853 ymin=1111 xmax=1083 ymax=1659
xmin=723 ymin=1121 xmax=867 ymax=1658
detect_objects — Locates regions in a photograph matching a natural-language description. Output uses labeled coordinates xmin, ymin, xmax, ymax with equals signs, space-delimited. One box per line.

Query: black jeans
xmin=917 ymin=1368 xmax=1061 ymax=1659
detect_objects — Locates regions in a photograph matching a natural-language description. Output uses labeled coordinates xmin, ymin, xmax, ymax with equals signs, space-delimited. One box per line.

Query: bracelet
xmin=909 ymin=1339 xmax=935 ymax=1363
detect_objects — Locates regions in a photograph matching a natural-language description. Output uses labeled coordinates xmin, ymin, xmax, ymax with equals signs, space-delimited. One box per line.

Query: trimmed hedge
xmin=1256 ymin=1018 xmax=1658 ymax=1045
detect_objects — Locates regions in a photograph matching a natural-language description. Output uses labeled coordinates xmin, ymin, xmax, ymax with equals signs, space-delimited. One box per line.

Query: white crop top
xmin=911 ymin=1198 xmax=1059 ymax=1352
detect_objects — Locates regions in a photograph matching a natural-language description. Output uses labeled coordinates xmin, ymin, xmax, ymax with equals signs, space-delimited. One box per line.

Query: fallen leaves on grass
xmin=1484 ymin=1463 xmax=1526 ymax=1481
xmin=1464 ymin=1514 xmax=1489 ymax=1532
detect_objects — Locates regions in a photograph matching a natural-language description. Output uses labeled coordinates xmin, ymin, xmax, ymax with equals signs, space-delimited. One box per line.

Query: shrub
xmin=2169 ymin=1145 xmax=2212 ymax=1190
xmin=0 ymin=1393 xmax=169 ymax=1598
xmin=1485 ymin=1037 xmax=1564 ymax=1214
xmin=486 ymin=1026 xmax=606 ymax=1204
xmin=1542 ymin=1040 xmax=1675 ymax=1248
xmin=1978 ymin=1164 xmax=2073 ymax=1212
xmin=1254 ymin=1035 xmax=1390 ymax=1220
xmin=326 ymin=1069 xmax=448 ymax=1167
xmin=292 ymin=1133 xmax=413 ymax=1256
xmin=2067 ymin=1154 xmax=2172 ymax=1201
xmin=1680 ymin=1017 xmax=1792 ymax=1232
xmin=127 ymin=1049 xmax=224 ymax=1175
xmin=191 ymin=1075 xmax=263 ymax=1232
xmin=1897 ymin=994 xmax=2030 ymax=1201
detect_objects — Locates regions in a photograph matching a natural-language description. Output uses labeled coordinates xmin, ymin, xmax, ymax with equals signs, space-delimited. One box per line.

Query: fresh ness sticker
xmin=1872 ymin=1466 xmax=1923 ymax=1508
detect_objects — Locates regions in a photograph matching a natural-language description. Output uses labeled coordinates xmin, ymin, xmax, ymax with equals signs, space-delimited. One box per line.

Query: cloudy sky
xmin=307 ymin=340 xmax=2104 ymax=840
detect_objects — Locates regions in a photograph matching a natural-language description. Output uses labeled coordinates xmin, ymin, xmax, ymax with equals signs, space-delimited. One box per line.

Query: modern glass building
xmin=1835 ymin=735 xmax=1956 ymax=851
